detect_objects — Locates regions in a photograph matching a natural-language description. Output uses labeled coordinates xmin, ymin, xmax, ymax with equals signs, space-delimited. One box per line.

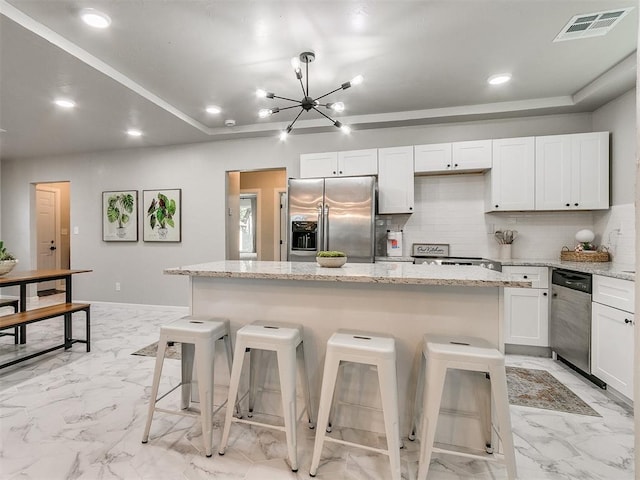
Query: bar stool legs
xmin=141 ymin=316 xmax=233 ymax=458
xmin=310 ymin=331 xmax=401 ymax=480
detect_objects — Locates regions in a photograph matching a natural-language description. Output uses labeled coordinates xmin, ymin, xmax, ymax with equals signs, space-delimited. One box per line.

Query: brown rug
xmin=506 ymin=366 xmax=600 ymax=417
xmin=132 ymin=344 xmax=600 ymax=417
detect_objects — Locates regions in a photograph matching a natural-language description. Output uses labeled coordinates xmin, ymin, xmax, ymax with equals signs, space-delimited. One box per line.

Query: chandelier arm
xmin=306 ymin=60 xmax=309 ymax=96
xmin=312 ymin=107 xmax=337 ymax=123
xmin=314 ymin=86 xmax=343 ymax=102
xmin=276 ymin=105 xmax=302 ymax=112
xmin=287 ymin=108 xmax=305 ymax=130
xmin=272 ymin=95 xmax=302 ymax=103
xmin=298 ymin=76 xmax=306 ymax=97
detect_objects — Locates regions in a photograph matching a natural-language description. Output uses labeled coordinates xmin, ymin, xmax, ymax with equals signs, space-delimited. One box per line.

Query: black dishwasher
xmin=550 ymin=269 xmax=605 ymax=388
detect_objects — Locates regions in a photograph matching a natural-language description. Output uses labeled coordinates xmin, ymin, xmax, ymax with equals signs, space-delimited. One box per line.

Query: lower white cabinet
xmin=591 ymin=275 xmax=634 ymax=400
xmin=503 ymin=266 xmax=549 ymax=346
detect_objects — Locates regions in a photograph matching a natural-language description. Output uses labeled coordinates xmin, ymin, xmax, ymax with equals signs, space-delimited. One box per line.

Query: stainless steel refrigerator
xmin=287 ymin=176 xmax=376 ymax=263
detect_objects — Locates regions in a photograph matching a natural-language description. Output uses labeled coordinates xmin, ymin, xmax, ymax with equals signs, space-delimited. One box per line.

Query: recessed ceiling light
xmin=126 ymin=129 xmax=142 ymax=137
xmin=487 ymin=73 xmax=512 ymax=85
xmin=54 ymin=98 xmax=76 ymax=108
xmin=206 ymin=105 xmax=221 ymax=114
xmin=80 ymin=8 xmax=111 ymax=29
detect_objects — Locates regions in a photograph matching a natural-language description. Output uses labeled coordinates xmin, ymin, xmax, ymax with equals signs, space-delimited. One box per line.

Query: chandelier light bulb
xmin=256 ymin=89 xmax=267 ymax=98
xmin=279 ymin=130 xmax=288 ymax=141
xmin=350 ymin=75 xmax=364 ymax=86
xmin=258 ymin=109 xmax=271 ymax=118
xmin=341 ymin=125 xmax=351 ymax=134
xmin=291 ymin=57 xmax=301 ymax=71
xmin=329 ymin=102 xmax=345 ymax=112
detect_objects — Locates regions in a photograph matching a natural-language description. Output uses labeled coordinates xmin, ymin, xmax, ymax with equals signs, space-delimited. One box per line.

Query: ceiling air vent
xmin=554 ymin=8 xmax=633 ymax=42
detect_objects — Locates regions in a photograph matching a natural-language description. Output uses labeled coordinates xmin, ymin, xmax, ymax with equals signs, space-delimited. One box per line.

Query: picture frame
xmin=102 ymin=190 xmax=138 ymax=242
xmin=143 ymin=189 xmax=182 ymax=242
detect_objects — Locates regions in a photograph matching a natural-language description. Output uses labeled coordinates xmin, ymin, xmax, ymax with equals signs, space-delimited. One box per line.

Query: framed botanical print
xmin=102 ymin=190 xmax=138 ymax=242
xmin=143 ymin=189 xmax=182 ymax=242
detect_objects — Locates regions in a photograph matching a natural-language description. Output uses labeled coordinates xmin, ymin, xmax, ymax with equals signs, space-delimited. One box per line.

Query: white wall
xmin=0 ymin=110 xmax=614 ymax=306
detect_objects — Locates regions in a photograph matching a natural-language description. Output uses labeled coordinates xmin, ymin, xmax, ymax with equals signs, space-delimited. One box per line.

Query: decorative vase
xmin=116 ymin=227 xmax=127 ymax=238
xmin=499 ymin=244 xmax=512 ymax=260
xmin=158 ymin=227 xmax=168 ymax=239
xmin=0 ymin=259 xmax=18 ymax=276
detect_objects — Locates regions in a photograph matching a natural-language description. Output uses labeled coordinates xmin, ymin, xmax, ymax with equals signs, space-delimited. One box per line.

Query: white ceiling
xmin=0 ymin=0 xmax=637 ymax=160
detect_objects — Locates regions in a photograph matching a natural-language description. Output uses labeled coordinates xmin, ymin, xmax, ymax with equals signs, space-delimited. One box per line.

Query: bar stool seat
xmin=141 ymin=315 xmax=234 ymax=457
xmin=310 ymin=331 xmax=402 ymax=480
xmin=218 ymin=321 xmax=314 ymax=472
xmin=411 ymin=334 xmax=517 ymax=480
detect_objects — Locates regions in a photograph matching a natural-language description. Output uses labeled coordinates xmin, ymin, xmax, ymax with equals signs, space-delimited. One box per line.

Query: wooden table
xmin=0 ymin=269 xmax=91 ymax=344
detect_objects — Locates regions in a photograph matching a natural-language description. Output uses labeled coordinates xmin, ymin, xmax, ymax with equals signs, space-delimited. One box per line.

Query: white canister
xmin=386 ymin=230 xmax=403 ymax=257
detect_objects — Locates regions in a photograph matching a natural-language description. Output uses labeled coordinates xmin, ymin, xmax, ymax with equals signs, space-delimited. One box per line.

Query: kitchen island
xmin=165 ymin=260 xmax=529 ymax=451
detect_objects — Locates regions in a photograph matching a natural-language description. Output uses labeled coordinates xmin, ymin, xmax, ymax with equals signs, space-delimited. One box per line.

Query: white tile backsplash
xmin=379 ymin=174 xmax=635 ymax=262
xmin=594 ymin=203 xmax=636 ymax=268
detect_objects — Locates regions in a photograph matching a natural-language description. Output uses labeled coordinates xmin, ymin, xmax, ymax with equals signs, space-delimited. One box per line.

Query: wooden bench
xmin=0 ymin=299 xmax=19 ymax=344
xmin=0 ymin=302 xmax=91 ymax=369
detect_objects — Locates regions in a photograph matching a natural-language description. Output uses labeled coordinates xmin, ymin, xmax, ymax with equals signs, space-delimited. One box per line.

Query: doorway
xmin=225 ymin=169 xmax=286 ymax=261
xmin=34 ymin=182 xmax=70 ymax=294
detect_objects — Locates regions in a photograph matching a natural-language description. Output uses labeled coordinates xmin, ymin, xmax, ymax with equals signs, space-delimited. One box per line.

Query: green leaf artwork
xmin=107 ymin=193 xmax=135 ymax=228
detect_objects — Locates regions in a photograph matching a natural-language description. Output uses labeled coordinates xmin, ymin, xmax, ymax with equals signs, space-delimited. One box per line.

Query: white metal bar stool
xmin=309 ymin=331 xmax=402 ymax=480
xmin=410 ymin=334 xmax=517 ymax=480
xmin=141 ymin=315 xmax=234 ymax=457
xmin=218 ymin=321 xmax=314 ymax=472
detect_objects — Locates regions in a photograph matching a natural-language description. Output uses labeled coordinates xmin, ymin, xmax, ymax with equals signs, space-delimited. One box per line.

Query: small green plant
xmin=0 ymin=241 xmax=16 ymax=261
xmin=147 ymin=193 xmax=176 ymax=230
xmin=107 ymin=193 xmax=135 ymax=228
xmin=316 ymin=251 xmax=346 ymax=257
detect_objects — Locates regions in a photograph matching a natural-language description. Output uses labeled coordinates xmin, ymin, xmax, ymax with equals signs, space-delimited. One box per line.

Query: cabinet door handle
xmin=332 ymin=171 xmax=337 ymax=175
xmin=454 ymin=163 xmax=459 ymax=167
xmin=409 ymin=206 xmax=413 ymax=211
xmin=523 ymin=275 xmax=528 ymax=279
xmin=565 ymin=203 xmax=570 ymax=207
xmin=543 ymin=292 xmax=547 ymax=296
xmin=552 ymin=293 xmax=558 ymax=297
xmin=339 ymin=171 xmax=343 ymax=174
xmin=625 ymin=319 xmax=633 ymax=324
xmin=447 ymin=164 xmax=451 ymax=168
xmin=574 ymin=203 xmax=579 ymax=207
xmin=495 ymin=204 xmax=499 ymax=208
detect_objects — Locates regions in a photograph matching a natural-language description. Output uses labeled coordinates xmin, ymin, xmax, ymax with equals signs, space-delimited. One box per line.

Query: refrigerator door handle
xmin=316 ymin=203 xmax=324 ymax=251
xmin=323 ymin=204 xmax=330 ymax=251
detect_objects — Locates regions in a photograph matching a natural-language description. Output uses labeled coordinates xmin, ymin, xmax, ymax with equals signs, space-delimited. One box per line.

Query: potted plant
xmin=316 ymin=250 xmax=347 ymax=268
xmin=0 ymin=240 xmax=17 ymax=276
xmin=147 ymin=192 xmax=177 ymax=239
xmin=107 ymin=192 xmax=135 ymax=238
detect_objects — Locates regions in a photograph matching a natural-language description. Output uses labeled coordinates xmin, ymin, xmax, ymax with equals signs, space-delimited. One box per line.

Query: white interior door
xmin=36 ymin=187 xmax=60 ymax=292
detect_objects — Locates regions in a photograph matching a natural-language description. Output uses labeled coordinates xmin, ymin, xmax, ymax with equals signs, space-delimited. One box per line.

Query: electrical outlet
xmin=115 ymin=282 xmax=121 ymax=291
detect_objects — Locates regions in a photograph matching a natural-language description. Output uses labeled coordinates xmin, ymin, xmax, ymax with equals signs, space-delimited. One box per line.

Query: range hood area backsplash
xmin=375 ymin=174 xmax=635 ymax=265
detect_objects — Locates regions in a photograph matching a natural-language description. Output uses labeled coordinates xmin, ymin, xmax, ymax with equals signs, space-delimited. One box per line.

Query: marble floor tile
xmin=0 ymin=297 xmax=634 ymax=479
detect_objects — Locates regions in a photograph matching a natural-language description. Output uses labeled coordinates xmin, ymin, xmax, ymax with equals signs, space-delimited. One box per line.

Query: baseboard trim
xmin=76 ymin=300 xmax=189 ymax=313
xmin=505 ymin=344 xmax=552 ymax=357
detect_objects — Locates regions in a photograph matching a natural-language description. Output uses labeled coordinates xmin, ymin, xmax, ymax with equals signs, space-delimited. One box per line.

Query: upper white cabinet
xmin=415 ymin=140 xmax=491 ymax=174
xmin=300 ymin=149 xmax=377 ymax=178
xmin=535 ymin=132 xmax=609 ymax=210
xmin=485 ymin=137 xmax=535 ymax=212
xmin=378 ymin=146 xmax=414 ymax=214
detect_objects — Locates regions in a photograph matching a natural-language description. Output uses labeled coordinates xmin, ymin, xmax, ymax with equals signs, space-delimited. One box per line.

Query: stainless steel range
xmin=411 ymin=243 xmax=501 ymax=271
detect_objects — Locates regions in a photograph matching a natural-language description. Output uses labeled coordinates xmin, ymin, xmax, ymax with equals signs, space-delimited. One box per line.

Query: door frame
xmin=275 ymin=188 xmax=287 ymax=261
xmin=35 ymin=184 xmax=63 ymax=291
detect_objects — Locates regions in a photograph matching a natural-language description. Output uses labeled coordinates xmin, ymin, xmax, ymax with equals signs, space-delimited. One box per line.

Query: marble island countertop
xmin=500 ymin=259 xmax=635 ymax=281
xmin=165 ymin=260 xmax=531 ymax=287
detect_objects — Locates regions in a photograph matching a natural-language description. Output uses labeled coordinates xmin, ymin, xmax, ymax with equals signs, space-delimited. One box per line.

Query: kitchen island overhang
xmin=165 ymin=260 xmax=530 ymax=451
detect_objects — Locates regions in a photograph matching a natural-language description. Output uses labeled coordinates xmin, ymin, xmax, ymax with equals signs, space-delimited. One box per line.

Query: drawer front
xmin=502 ymin=266 xmax=549 ymax=288
xmin=593 ymin=275 xmax=635 ymax=313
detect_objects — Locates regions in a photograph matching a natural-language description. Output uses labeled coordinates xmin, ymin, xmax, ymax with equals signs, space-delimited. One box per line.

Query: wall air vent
xmin=554 ymin=8 xmax=633 ymax=42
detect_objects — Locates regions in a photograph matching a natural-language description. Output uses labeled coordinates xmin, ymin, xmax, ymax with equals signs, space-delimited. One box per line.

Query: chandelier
xmin=256 ymin=51 xmax=363 ymax=140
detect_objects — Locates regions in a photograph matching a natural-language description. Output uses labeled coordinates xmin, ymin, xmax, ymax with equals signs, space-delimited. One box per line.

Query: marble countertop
xmin=165 ymin=260 xmax=531 ymax=287
xmin=500 ymin=259 xmax=635 ymax=281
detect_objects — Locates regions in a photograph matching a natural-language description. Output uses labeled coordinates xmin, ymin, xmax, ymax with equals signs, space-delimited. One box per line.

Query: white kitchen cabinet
xmin=300 ymin=149 xmax=377 ymax=178
xmin=485 ymin=137 xmax=535 ymax=212
xmin=378 ymin=146 xmax=414 ymax=214
xmin=535 ymin=132 xmax=609 ymax=210
xmin=591 ymin=275 xmax=634 ymax=400
xmin=414 ymin=140 xmax=491 ymax=174
xmin=503 ymin=266 xmax=549 ymax=346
